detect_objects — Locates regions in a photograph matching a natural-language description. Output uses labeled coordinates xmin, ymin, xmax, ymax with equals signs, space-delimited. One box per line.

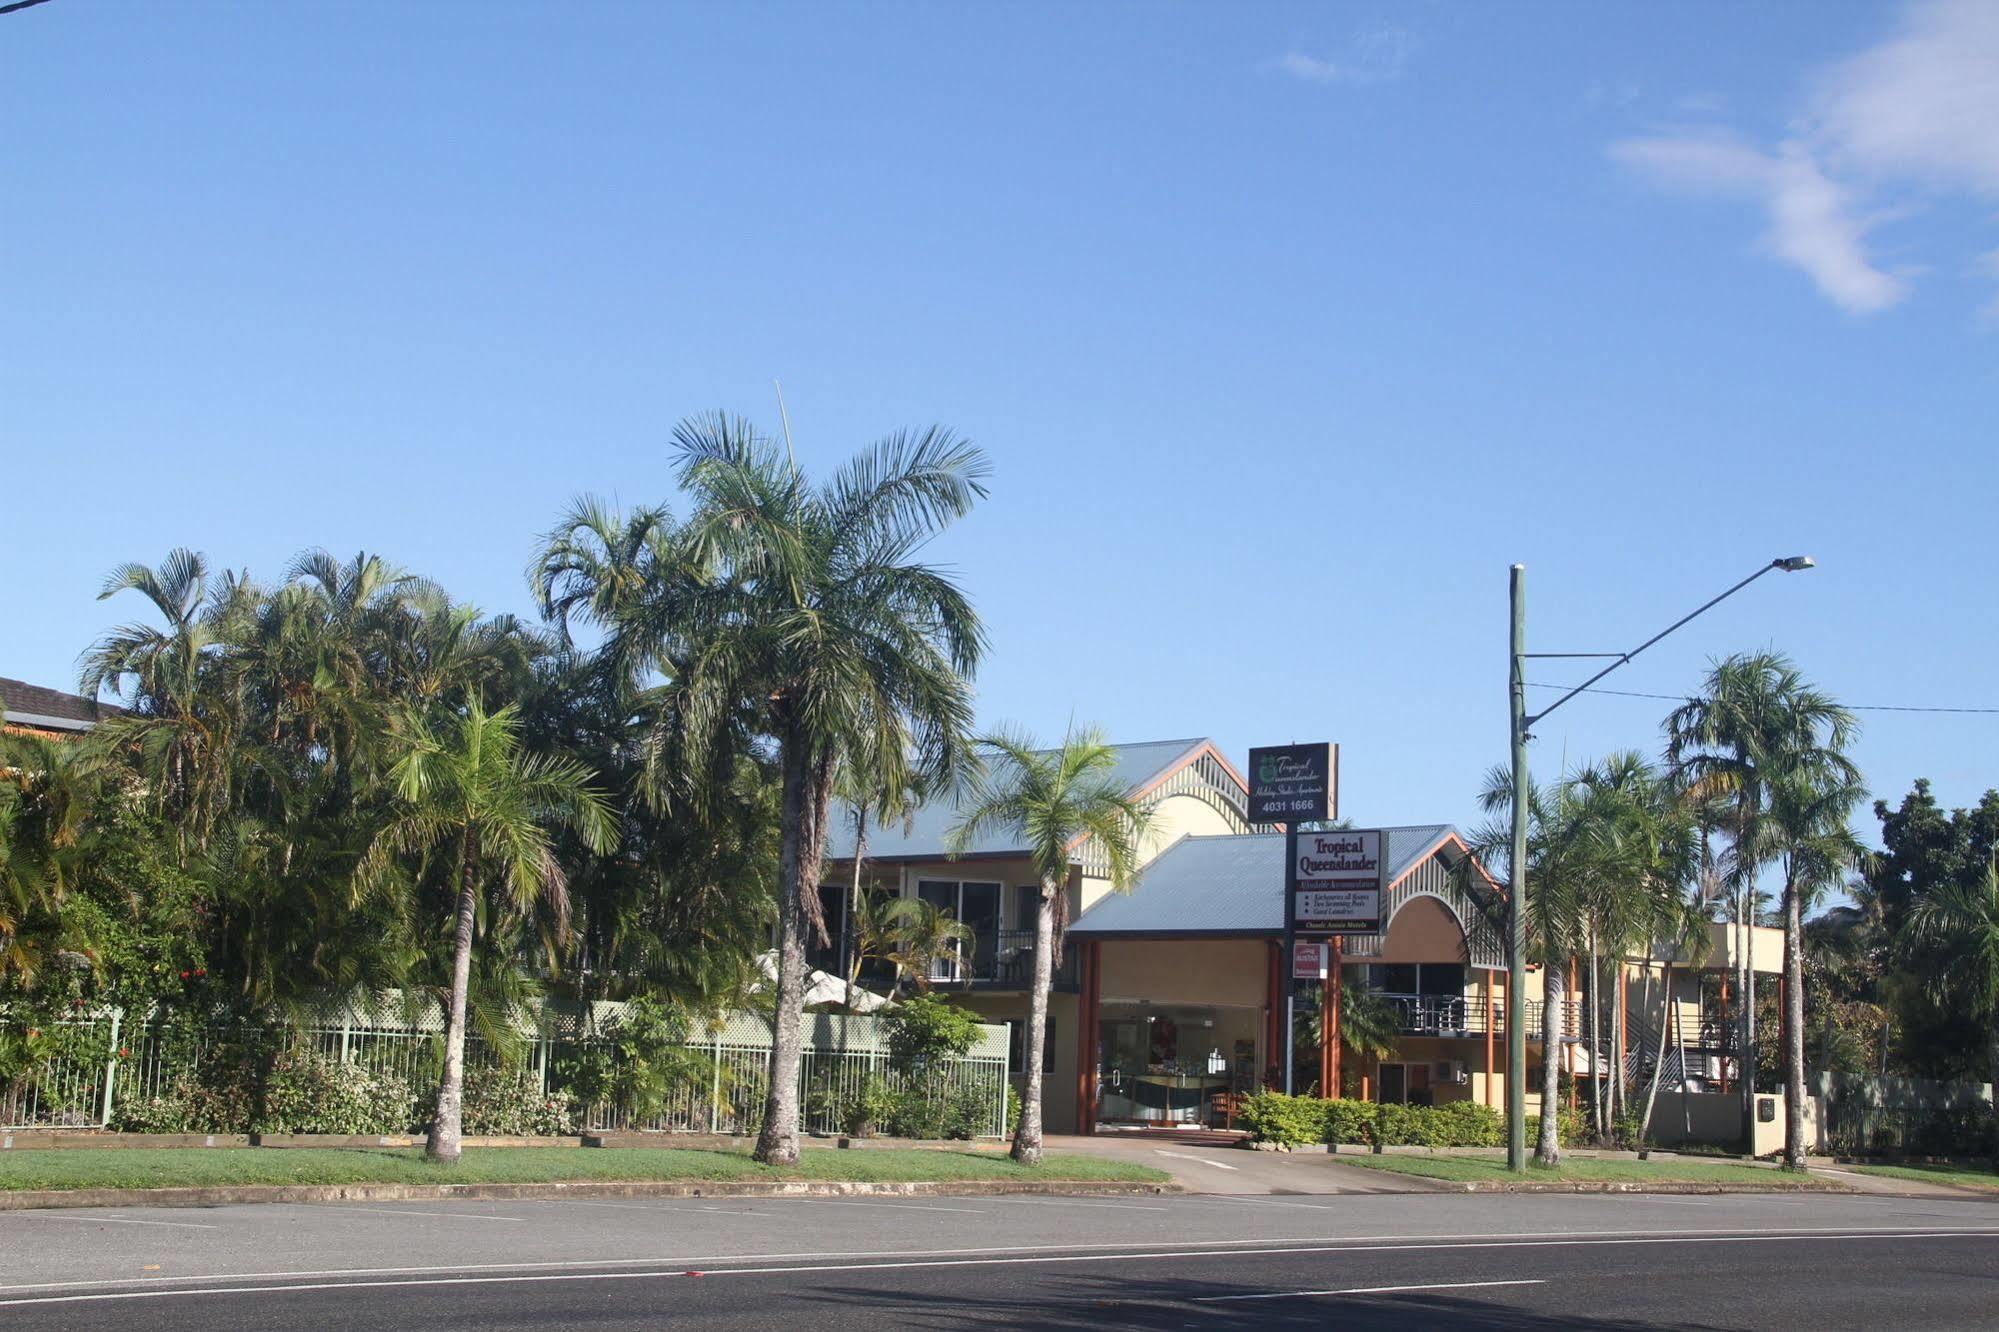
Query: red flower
xmin=118 ymin=1048 xmax=129 ymax=1059
xmin=179 ymin=971 xmax=190 ymax=980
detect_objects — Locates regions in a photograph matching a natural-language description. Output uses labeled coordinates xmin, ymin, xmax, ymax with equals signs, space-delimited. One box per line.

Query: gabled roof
xmin=827 ymin=737 xmax=1228 ymax=862
xmin=1068 ymin=824 xmax=1459 ymax=937
xmin=1 ymin=677 xmax=122 ymax=734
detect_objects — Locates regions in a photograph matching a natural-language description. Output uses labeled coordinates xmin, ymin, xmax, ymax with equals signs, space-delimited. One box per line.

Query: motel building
xmin=821 ymin=737 xmax=1789 ymax=1148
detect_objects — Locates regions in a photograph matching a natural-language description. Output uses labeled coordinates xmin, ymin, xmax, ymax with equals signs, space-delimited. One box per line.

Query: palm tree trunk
xmin=1607 ymin=960 xmax=1623 ymax=1128
xmin=428 ymin=836 xmax=478 ymax=1163
xmin=1537 ymin=949 xmax=1564 ymax=1167
xmin=1640 ymin=961 xmax=1672 ymax=1143
xmin=756 ymin=737 xmax=826 ymax=1166
xmin=845 ymin=808 xmax=868 ymax=1009
xmin=1013 ymin=874 xmax=1058 ymax=1165
xmin=1586 ymin=932 xmax=1603 ymax=1143
xmin=1783 ymin=870 xmax=1807 ymax=1168
xmin=1739 ymin=883 xmax=1755 ymax=1147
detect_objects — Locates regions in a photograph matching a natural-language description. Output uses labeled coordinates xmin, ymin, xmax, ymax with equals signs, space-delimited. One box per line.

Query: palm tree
xmin=947 ymin=726 xmax=1151 ymax=1165
xmin=361 ymin=699 xmax=616 ymax=1162
xmin=1564 ymin=753 xmax=1703 ymax=1140
xmin=1473 ymin=761 xmax=1643 ymax=1165
xmin=628 ymin=415 xmax=987 ymax=1165
xmin=1668 ymin=652 xmax=1863 ymax=1168
xmin=875 ymin=896 xmax=976 ymax=994
xmin=1895 ymin=852 xmax=1991 ymax=1096
xmin=80 ymin=549 xmax=243 ymax=844
xmin=1296 ymin=983 xmax=1400 ymax=1096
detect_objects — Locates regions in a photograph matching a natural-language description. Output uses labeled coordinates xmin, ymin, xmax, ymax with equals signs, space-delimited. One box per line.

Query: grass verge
xmin=1331 ymin=1154 xmax=1836 ymax=1189
xmin=1845 ymin=1162 xmax=1999 ymax=1191
xmin=0 ymin=1146 xmax=1167 ymax=1192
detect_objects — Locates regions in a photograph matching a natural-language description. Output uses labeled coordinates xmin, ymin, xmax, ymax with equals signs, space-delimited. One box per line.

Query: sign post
xmin=1252 ymin=742 xmax=1338 ymax=1095
xmin=1286 ymin=827 xmax=1385 ymax=1096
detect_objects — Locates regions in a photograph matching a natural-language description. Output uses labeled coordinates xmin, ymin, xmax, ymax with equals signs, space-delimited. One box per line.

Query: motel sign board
xmin=1287 ymin=828 xmax=1385 ymax=936
xmin=1291 ymin=939 xmax=1328 ymax=981
xmin=1246 ymin=743 xmax=1333 ymax=824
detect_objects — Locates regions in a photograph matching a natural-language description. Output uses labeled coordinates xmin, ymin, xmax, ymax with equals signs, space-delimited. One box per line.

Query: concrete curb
xmin=0 ymin=1176 xmax=1181 ymax=1212
xmin=1445 ymin=1180 xmax=1851 ymax=1195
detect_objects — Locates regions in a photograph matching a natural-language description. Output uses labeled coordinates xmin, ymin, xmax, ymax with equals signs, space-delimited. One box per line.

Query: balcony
xmin=928 ymin=928 xmax=1078 ymax=991
xmin=1370 ymin=992 xmax=1579 ymax=1039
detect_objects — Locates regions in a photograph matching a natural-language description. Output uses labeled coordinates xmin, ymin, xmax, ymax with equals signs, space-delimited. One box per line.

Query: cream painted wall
xmin=953 ymin=991 xmax=1082 ymax=1135
xmin=1377 ymin=895 xmax=1468 ymax=965
xmin=1098 ymin=939 xmax=1268 ymax=1009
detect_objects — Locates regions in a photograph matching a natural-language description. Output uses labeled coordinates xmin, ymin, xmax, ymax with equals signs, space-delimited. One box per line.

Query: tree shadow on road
xmin=793 ymin=1272 xmax=1724 ymax=1329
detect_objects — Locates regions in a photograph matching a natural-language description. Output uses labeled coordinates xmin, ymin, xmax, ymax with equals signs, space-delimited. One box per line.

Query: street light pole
xmin=1507 ymin=566 xmax=1530 ymax=1172
xmin=1502 ymin=555 xmax=1814 ymax=1173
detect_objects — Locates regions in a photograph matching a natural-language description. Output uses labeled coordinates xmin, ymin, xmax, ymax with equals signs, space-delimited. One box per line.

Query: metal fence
xmin=1 ymin=1000 xmax=1011 ymax=1139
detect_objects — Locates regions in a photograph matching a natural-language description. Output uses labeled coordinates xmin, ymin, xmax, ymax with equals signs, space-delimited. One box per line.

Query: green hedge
xmin=1238 ymin=1091 xmax=1583 ymax=1149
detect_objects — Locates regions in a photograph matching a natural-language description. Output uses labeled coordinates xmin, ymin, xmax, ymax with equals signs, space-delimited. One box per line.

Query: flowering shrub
xmin=257 ymin=1045 xmax=420 ymax=1134
xmin=460 ymin=1065 xmax=577 ymax=1136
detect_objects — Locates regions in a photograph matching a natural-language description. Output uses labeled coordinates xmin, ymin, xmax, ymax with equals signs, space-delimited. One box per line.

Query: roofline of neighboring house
xmin=826 ymin=737 xmax=1246 ymax=865
xmin=2 ymin=711 xmax=97 ymax=733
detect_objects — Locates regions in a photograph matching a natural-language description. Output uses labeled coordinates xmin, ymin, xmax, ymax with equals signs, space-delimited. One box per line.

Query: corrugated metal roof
xmin=827 ymin=737 xmax=1214 ymax=862
xmin=1068 ymin=824 xmax=1457 ymax=936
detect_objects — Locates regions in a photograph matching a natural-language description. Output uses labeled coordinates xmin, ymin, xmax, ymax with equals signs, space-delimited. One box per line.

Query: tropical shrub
xmin=460 ymin=1065 xmax=577 ymax=1136
xmin=257 ymin=1045 xmax=420 ymax=1134
xmin=1236 ymin=1090 xmax=1324 ymax=1146
xmin=1238 ymin=1093 xmax=1518 ymax=1149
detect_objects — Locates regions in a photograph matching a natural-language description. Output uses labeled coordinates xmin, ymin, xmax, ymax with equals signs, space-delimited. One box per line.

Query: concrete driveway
xmin=1045 ymin=1133 xmax=1438 ymax=1194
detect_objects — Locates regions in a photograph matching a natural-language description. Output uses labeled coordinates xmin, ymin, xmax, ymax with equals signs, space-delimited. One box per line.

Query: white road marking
xmin=4 ymin=1228 xmax=1996 ymax=1307
xmin=1199 ymin=1278 xmax=1548 ymax=1302
xmin=987 ymin=1197 xmax=1169 ymax=1212
xmin=7 ymin=1220 xmax=1995 ymax=1297
xmin=798 ymin=1199 xmax=984 ymax=1215
xmin=329 ymin=1206 xmax=524 ymax=1223
xmin=1202 ymin=1195 xmax=1339 ymax=1210
xmin=15 ymin=1213 xmax=219 ymax=1230
xmin=1152 ymin=1150 xmax=1239 ymax=1171
xmin=1644 ymin=1197 xmax=1712 ymax=1206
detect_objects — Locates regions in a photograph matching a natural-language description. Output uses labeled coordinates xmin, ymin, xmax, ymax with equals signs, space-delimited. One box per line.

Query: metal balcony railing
xmin=1368 ymin=992 xmax=1579 ymax=1039
xmin=929 ymin=929 xmax=1077 ymax=989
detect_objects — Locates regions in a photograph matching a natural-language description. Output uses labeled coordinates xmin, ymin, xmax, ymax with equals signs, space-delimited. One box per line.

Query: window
xmin=1007 ymin=1017 xmax=1055 ymax=1075
xmin=913 ymin=879 xmax=1002 ymax=981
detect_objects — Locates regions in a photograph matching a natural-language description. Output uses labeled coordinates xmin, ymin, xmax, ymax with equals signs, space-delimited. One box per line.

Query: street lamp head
xmin=1773 ymin=555 xmax=1816 ymax=572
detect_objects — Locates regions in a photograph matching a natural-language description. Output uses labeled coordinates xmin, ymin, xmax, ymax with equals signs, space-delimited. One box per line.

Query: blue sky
xmin=6 ymin=2 xmax=1995 ymax=849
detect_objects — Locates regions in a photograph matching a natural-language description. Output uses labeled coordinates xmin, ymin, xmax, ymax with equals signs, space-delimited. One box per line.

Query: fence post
xmin=99 ymin=1009 xmax=123 ymax=1129
xmin=708 ymin=1034 xmax=722 ymax=1134
xmin=340 ymin=1014 xmax=353 ymax=1065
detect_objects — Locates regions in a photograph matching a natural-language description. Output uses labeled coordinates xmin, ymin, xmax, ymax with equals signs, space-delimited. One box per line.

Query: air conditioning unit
xmin=1432 ymin=1060 xmax=1469 ymax=1085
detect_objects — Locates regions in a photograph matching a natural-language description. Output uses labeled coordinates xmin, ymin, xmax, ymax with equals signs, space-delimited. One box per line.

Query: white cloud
xmin=1612 ymin=0 xmax=1999 ymax=315
xmin=1812 ymin=0 xmax=1999 ymax=191
xmin=1276 ymin=25 xmax=1409 ymax=87
xmin=1609 ymin=133 xmax=1908 ymax=313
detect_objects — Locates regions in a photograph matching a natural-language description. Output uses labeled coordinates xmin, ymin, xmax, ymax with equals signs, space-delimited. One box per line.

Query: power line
xmin=1525 ymin=681 xmax=1999 ymax=715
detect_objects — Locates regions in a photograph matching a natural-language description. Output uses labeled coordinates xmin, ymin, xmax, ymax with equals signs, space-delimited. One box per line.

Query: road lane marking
xmin=8 ymin=1221 xmax=1995 ymax=1297
xmin=798 ymin=1199 xmax=984 ymax=1214
xmin=5 ymin=1229 xmax=1998 ymax=1307
xmin=329 ymin=1206 xmax=525 ymax=1222
xmin=1153 ymin=1150 xmax=1239 ymax=1171
xmin=1198 ymin=1278 xmax=1548 ymax=1302
xmin=987 ymin=1197 xmax=1169 ymax=1212
xmin=1202 ymin=1195 xmax=1339 ymax=1210
xmin=15 ymin=1213 xmax=219 ymax=1230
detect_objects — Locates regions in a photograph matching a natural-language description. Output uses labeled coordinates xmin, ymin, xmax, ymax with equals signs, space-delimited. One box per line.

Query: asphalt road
xmin=3 ymin=1190 xmax=1996 ymax=1329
